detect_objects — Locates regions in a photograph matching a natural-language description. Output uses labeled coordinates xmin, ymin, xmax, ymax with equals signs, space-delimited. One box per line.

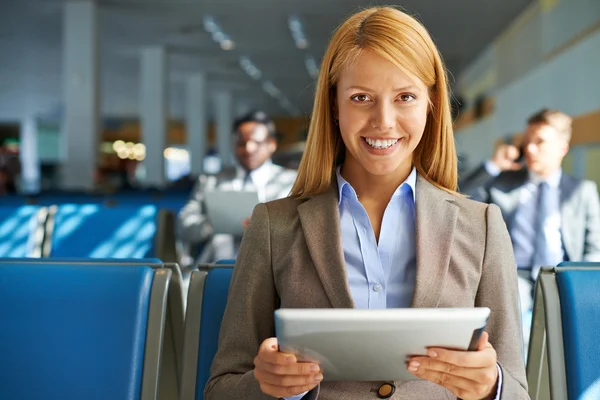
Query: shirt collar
xmin=528 ymin=168 xmax=562 ymax=188
xmin=335 ymin=166 xmax=417 ymax=205
xmin=236 ymin=159 xmax=273 ymax=182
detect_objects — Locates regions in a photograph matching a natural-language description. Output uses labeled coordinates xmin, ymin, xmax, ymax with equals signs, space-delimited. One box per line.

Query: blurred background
xmin=0 ymin=0 xmax=598 ymax=194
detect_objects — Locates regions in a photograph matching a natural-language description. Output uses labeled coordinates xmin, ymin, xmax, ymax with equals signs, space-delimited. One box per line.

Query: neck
xmin=534 ymin=166 xmax=561 ymax=179
xmin=340 ymin=161 xmax=412 ymax=203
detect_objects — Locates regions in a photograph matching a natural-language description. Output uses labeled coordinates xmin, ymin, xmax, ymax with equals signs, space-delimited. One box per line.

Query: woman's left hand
xmin=407 ymin=331 xmax=499 ymax=400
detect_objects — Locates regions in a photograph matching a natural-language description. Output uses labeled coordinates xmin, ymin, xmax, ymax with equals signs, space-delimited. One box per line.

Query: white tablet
xmin=204 ymin=190 xmax=259 ymax=236
xmin=275 ymin=307 xmax=490 ymax=381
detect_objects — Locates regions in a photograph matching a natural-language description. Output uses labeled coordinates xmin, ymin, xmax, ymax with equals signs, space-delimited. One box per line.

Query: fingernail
xmin=408 ymin=361 xmax=420 ymax=372
xmin=310 ymin=365 xmax=320 ymax=373
xmin=428 ymin=350 xmax=438 ymax=358
xmin=313 ymin=374 xmax=323 ymax=382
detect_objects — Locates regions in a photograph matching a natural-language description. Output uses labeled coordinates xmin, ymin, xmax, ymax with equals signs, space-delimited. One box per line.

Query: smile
xmin=363 ymin=137 xmax=400 ymax=149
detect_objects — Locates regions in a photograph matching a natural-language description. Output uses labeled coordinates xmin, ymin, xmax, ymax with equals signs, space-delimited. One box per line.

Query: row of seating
xmin=3 ymin=257 xmax=597 ymax=399
xmin=0 ymin=257 xmax=232 ymax=400
xmin=185 ymin=262 xmax=600 ymax=400
xmin=527 ymin=262 xmax=600 ymax=400
xmin=0 ymin=204 xmax=177 ymax=262
xmin=1 ymin=191 xmax=188 ymax=212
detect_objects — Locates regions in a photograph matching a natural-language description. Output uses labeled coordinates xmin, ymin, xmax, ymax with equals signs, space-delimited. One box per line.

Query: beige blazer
xmin=205 ymin=175 xmax=529 ymax=400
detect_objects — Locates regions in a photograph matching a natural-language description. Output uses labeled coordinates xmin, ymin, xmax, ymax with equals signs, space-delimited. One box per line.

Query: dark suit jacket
xmin=205 ymin=175 xmax=528 ymax=399
xmin=460 ymin=165 xmax=600 ymax=265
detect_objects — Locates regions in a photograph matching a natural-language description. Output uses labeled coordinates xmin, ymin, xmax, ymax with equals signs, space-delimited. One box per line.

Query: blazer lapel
xmin=411 ymin=176 xmax=459 ymax=308
xmin=559 ymin=174 xmax=577 ymax=259
xmin=297 ymin=183 xmax=355 ymax=309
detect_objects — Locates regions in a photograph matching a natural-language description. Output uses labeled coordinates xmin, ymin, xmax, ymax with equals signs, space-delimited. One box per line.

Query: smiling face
xmin=335 ymin=50 xmax=429 ymax=182
xmin=523 ymin=122 xmax=569 ymax=177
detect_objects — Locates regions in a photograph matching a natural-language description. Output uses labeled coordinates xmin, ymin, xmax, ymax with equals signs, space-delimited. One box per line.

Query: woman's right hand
xmin=253 ymin=337 xmax=323 ymax=398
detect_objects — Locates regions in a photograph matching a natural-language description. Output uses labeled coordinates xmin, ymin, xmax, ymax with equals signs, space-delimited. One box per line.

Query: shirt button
xmin=373 ymin=284 xmax=382 ymax=292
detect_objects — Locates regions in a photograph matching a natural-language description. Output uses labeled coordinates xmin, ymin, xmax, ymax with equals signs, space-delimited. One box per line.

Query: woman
xmin=205 ymin=7 xmax=528 ymax=400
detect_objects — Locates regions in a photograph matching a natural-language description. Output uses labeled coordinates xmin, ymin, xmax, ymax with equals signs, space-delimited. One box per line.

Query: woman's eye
xmin=351 ymin=94 xmax=370 ymax=102
xmin=399 ymin=94 xmax=416 ymax=102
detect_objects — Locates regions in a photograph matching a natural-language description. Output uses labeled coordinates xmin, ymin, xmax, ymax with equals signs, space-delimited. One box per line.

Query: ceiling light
xmin=262 ymin=81 xmax=281 ymax=98
xmin=220 ymin=39 xmax=235 ymax=50
xmin=304 ymin=56 xmax=319 ymax=79
xmin=203 ymin=16 xmax=219 ymax=33
xmin=288 ymin=15 xmax=309 ymax=49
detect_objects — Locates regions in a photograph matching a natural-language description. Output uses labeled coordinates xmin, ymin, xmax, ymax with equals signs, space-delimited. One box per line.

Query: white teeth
xmin=365 ymin=138 xmax=399 ymax=149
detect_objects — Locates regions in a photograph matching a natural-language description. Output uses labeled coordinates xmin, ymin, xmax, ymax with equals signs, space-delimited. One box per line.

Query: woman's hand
xmin=407 ymin=331 xmax=499 ymax=400
xmin=254 ymin=337 xmax=323 ymax=398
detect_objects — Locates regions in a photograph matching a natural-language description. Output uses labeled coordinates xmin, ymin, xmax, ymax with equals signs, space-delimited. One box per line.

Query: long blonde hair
xmin=290 ymin=7 xmax=457 ymax=198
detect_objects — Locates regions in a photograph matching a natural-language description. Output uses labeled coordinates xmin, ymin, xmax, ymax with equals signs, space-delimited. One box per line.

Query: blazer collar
xmin=297 ymin=174 xmax=459 ymax=309
xmin=297 ymin=182 xmax=355 ymax=308
xmin=411 ymin=175 xmax=459 ymax=308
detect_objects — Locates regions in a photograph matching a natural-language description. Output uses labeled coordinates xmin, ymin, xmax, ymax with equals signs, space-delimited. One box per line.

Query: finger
xmin=509 ymin=162 xmax=523 ymax=170
xmin=257 ymin=380 xmax=319 ymax=399
xmin=408 ymin=357 xmax=497 ymax=387
xmin=255 ymin=356 xmax=320 ymax=376
xmin=477 ymin=331 xmax=490 ymax=351
xmin=445 ymin=382 xmax=494 ymax=400
xmin=408 ymin=363 xmax=490 ymax=396
xmin=254 ymin=367 xmax=323 ymax=387
xmin=258 ymin=338 xmax=297 ymax=365
xmin=421 ymin=346 xmax=496 ymax=369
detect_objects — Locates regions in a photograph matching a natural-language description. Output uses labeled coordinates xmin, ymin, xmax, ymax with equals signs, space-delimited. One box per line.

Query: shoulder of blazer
xmin=261 ymin=195 xmax=304 ymax=220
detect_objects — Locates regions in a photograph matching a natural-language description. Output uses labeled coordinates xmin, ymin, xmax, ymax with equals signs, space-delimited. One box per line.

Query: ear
xmin=561 ymin=141 xmax=570 ymax=156
xmin=267 ymin=137 xmax=277 ymax=154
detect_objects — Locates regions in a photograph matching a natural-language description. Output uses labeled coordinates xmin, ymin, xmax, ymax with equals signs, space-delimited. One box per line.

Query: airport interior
xmin=1 ymin=0 xmax=600 ymax=399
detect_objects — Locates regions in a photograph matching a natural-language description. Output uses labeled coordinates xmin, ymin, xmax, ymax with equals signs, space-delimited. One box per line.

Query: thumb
xmin=477 ymin=331 xmax=490 ymax=351
xmin=261 ymin=337 xmax=279 ymax=351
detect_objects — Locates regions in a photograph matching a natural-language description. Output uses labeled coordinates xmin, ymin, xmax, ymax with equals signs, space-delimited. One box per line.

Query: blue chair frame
xmin=180 ymin=262 xmax=235 ymax=400
xmin=0 ymin=261 xmax=171 ymax=400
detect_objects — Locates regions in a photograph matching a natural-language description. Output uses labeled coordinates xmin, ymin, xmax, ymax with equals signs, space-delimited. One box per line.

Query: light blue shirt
xmin=337 ymin=167 xmax=417 ymax=308
xmin=485 ymin=162 xmax=564 ymax=273
xmin=286 ymin=167 xmax=501 ymax=399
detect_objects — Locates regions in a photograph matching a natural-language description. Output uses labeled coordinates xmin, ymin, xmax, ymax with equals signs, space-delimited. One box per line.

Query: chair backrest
xmin=527 ymin=265 xmax=600 ymax=400
xmin=556 ymin=269 xmax=600 ymax=399
xmin=0 ymin=262 xmax=171 ymax=400
xmin=45 ymin=204 xmax=158 ymax=258
xmin=0 ymin=206 xmax=45 ymax=257
xmin=180 ymin=264 xmax=234 ymax=400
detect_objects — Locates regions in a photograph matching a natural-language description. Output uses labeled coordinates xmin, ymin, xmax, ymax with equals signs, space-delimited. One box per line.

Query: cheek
xmin=399 ymin=106 xmax=428 ymax=137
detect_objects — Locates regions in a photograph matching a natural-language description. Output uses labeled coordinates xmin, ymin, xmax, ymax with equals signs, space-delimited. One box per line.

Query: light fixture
xmin=262 ymin=81 xmax=281 ymax=98
xmin=239 ymin=56 xmax=262 ymax=80
xmin=304 ymin=56 xmax=319 ymax=79
xmin=203 ymin=16 xmax=235 ymax=51
xmin=288 ymin=16 xmax=309 ymax=49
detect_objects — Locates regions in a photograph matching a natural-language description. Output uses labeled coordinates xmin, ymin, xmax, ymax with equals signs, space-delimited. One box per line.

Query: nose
xmin=526 ymin=142 xmax=537 ymax=155
xmin=370 ymin=102 xmax=396 ymax=132
xmin=244 ymin=141 xmax=258 ymax=153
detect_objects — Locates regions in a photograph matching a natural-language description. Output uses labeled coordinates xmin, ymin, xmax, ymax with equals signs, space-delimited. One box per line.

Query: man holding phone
xmin=460 ymin=108 xmax=600 ymax=340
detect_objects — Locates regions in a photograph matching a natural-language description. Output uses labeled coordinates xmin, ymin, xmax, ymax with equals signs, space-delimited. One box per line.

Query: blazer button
xmin=377 ymin=383 xmax=396 ymax=398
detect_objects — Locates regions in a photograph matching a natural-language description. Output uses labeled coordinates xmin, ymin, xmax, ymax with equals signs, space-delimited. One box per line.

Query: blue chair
xmin=44 ymin=204 xmax=166 ymax=259
xmin=0 ymin=257 xmax=186 ymax=400
xmin=180 ymin=263 xmax=235 ymax=400
xmin=0 ymin=261 xmax=171 ymax=400
xmin=527 ymin=265 xmax=600 ymax=400
xmin=0 ymin=206 xmax=46 ymax=257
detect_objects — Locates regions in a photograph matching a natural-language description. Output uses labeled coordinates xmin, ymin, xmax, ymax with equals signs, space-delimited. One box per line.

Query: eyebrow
xmin=344 ymin=85 xmax=421 ymax=92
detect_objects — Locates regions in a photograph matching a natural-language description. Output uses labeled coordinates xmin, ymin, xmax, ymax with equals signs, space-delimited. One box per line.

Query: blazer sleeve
xmin=204 ymin=203 xmax=278 ymax=399
xmin=476 ymin=204 xmax=529 ymax=399
xmin=458 ymin=164 xmax=495 ymax=203
xmin=582 ymin=181 xmax=600 ymax=261
xmin=177 ymin=177 xmax=214 ymax=244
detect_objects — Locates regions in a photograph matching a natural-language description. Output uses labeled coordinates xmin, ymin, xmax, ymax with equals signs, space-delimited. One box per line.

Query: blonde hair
xmin=527 ymin=108 xmax=573 ymax=142
xmin=290 ymin=7 xmax=457 ymax=198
